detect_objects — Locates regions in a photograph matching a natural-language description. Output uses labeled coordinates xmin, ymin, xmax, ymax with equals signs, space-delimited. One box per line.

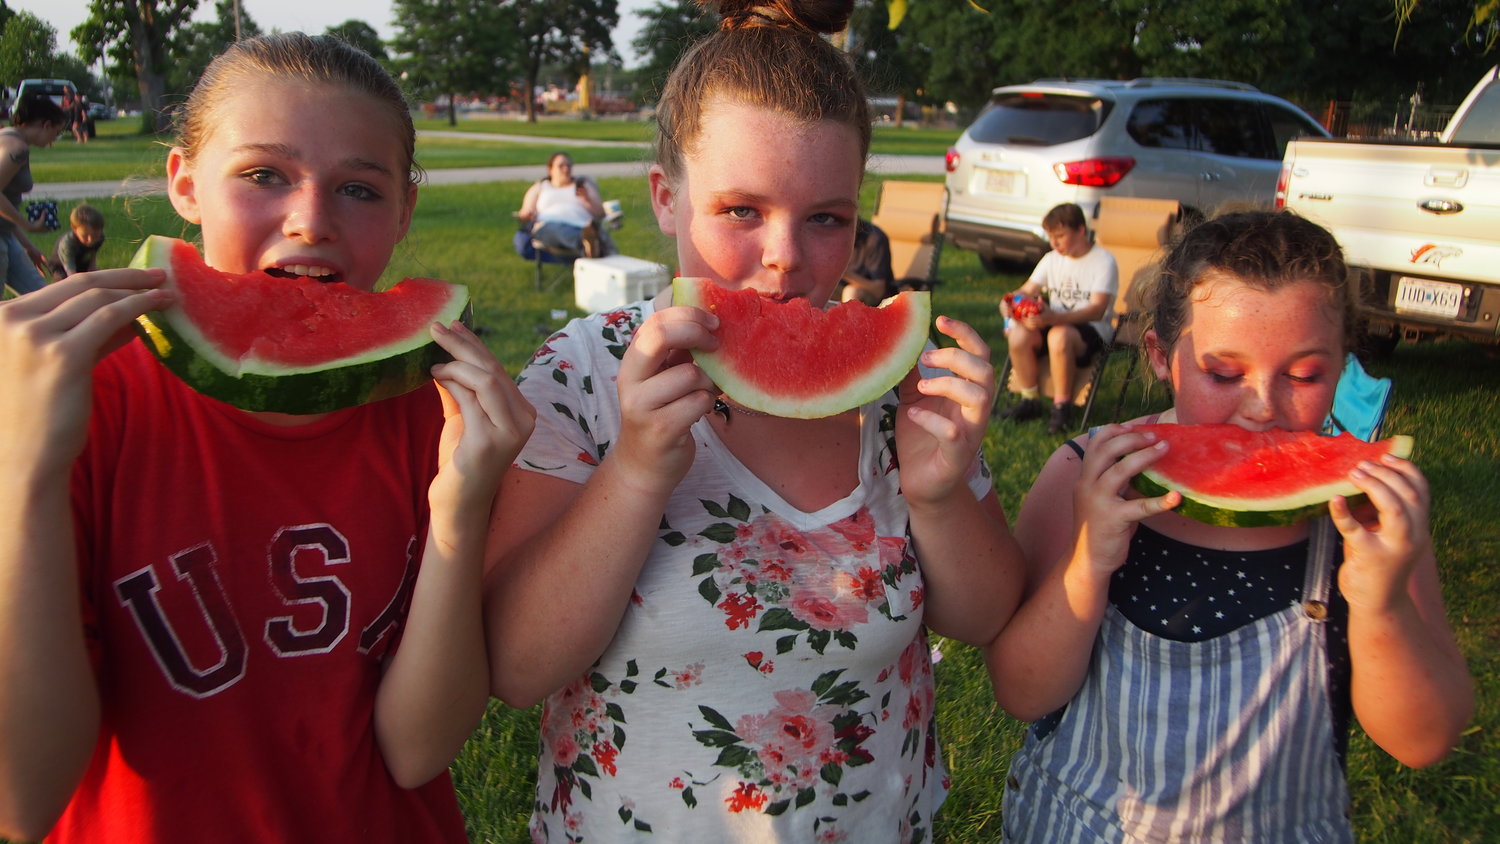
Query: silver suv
xmin=944 ymin=78 xmax=1329 ymax=270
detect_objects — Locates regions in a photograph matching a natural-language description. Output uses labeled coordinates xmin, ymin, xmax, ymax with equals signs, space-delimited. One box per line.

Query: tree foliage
xmin=630 ymin=0 xmax=715 ymax=106
xmin=0 ymin=12 xmax=109 ymax=103
xmin=71 ymin=0 xmax=200 ymax=133
xmin=847 ymin=0 xmax=932 ymax=124
xmin=0 ymin=11 xmax=58 ymax=86
xmin=888 ymin=0 xmax=1494 ymax=117
xmin=391 ymin=0 xmax=519 ymax=125
xmin=325 ymin=19 xmax=388 ymax=63
xmin=1397 ymin=0 xmax=1499 ymax=49
xmin=170 ymin=0 xmax=261 ymax=101
xmin=511 ymin=0 xmax=620 ymax=121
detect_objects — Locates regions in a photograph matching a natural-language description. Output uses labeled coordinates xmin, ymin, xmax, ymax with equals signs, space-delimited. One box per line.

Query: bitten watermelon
xmin=1130 ymin=423 xmax=1414 ymax=527
xmin=130 ymin=236 xmax=469 ymax=414
xmin=673 ymin=278 xmax=932 ymax=419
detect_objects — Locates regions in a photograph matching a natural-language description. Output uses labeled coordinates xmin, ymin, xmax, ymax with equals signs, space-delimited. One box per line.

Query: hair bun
xmin=710 ymin=0 xmax=853 ymax=35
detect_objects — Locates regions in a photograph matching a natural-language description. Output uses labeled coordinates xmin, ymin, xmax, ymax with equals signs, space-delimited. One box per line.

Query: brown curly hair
xmin=1143 ymin=210 xmax=1355 ymax=360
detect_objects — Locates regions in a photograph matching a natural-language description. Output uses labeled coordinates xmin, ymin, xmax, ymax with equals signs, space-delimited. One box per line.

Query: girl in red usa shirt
xmin=0 ymin=33 xmax=534 ymax=843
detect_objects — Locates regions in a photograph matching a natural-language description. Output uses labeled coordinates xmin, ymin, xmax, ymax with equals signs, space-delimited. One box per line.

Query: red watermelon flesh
xmin=131 ymin=236 xmax=469 ymax=414
xmin=161 ymin=238 xmax=457 ymax=369
xmin=1131 ymin=423 xmax=1414 ymax=526
xmin=674 ymin=278 xmax=932 ymax=418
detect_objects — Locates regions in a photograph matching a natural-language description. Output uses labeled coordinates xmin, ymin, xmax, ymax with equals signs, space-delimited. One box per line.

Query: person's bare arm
xmin=0 ymin=271 xmax=173 ymax=839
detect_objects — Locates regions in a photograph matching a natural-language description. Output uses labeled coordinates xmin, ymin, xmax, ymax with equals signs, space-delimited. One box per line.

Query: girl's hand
xmin=426 ymin=321 xmax=535 ymax=514
xmin=895 ymin=315 xmax=994 ymax=508
xmin=0 ymin=269 xmax=172 ymax=473
xmin=1331 ymin=453 xmax=1432 ymax=612
xmin=1070 ymin=424 xmax=1180 ymax=576
xmin=610 ymin=304 xmax=719 ymax=495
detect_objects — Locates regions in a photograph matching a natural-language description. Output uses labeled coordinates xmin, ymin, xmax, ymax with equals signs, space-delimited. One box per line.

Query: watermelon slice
xmin=1129 ymin=423 xmax=1415 ymax=527
xmin=673 ymin=277 xmax=932 ymax=419
xmin=130 ymin=236 xmax=469 ymax=414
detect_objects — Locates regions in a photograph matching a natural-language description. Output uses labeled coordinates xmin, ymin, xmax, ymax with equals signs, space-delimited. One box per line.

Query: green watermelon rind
xmin=1131 ymin=433 xmax=1415 ymax=528
xmin=675 ymin=278 xmax=932 ymax=419
xmin=130 ymin=236 xmax=470 ymax=415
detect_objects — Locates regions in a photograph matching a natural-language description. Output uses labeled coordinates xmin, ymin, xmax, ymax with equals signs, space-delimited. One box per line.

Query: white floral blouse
xmin=513 ymin=301 xmax=992 ymax=843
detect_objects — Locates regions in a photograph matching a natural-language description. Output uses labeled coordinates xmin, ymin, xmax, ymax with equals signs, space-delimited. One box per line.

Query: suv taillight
xmin=1053 ymin=157 xmax=1135 ymax=187
xmin=1273 ymin=163 xmax=1290 ymax=209
xmin=945 ymin=147 xmax=960 ymax=173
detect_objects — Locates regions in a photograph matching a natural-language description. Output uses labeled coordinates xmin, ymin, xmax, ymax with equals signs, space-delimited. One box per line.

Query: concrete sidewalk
xmin=38 ymin=155 xmax=945 ymax=202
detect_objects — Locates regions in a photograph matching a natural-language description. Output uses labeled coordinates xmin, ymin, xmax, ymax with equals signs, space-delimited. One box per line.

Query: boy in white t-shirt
xmin=996 ymin=203 xmax=1119 ymax=434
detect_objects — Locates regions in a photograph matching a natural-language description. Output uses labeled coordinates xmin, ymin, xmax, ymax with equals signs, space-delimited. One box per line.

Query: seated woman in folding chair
xmin=996 ymin=202 xmax=1118 ymax=434
xmin=512 ymin=152 xmax=608 ymax=260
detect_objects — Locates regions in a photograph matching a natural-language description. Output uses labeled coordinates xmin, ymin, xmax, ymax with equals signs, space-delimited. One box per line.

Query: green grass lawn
xmin=30 ymin=117 xmax=952 ymax=186
xmin=18 ymin=177 xmax=1498 ymax=843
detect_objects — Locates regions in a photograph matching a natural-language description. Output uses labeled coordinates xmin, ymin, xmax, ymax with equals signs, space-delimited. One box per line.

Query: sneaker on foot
xmin=997 ymin=397 xmax=1044 ymax=422
xmin=1047 ymin=403 xmax=1073 ymax=434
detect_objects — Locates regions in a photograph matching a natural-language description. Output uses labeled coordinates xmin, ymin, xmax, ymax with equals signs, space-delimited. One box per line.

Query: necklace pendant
xmin=713 ymin=398 xmax=731 ymax=423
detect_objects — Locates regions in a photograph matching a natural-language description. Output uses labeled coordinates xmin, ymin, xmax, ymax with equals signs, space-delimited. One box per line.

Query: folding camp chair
xmin=1325 ymin=354 xmax=1393 ymax=441
xmin=514 ymin=177 xmax=622 ymax=290
xmin=869 ymin=180 xmax=947 ymax=291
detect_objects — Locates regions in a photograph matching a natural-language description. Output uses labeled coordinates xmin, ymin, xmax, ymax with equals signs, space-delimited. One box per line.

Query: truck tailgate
xmin=1282 ymin=138 xmax=1500 ymax=286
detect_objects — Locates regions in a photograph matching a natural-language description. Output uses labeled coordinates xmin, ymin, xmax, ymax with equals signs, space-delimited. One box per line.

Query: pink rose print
xmin=736 ymin=689 xmax=837 ymax=787
xmin=788 ymin=583 xmax=869 ymax=631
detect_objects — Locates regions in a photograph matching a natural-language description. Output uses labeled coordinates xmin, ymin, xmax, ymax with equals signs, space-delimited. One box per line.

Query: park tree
xmin=326 ymin=19 xmax=389 ymax=63
xmin=71 ymin=0 xmax=201 ymax=133
xmin=171 ymin=0 xmax=262 ymax=100
xmin=897 ymin=0 xmax=1008 ymax=113
xmin=630 ymin=0 xmax=715 ymax=105
xmin=391 ymin=0 xmax=518 ymax=125
xmin=0 ymin=12 xmax=58 ymax=85
xmin=512 ymin=0 xmax=619 ymax=121
xmin=848 ymin=0 xmax=933 ymax=126
xmin=1397 ymin=0 xmax=1498 ymax=49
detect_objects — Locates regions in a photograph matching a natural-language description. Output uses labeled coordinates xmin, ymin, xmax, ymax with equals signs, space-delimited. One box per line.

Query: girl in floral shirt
xmin=483 ymin=1 xmax=1026 ymax=841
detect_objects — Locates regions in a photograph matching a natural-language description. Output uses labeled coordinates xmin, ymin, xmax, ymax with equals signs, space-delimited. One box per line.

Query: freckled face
xmin=1149 ymin=276 xmax=1344 ymax=431
xmin=166 ymin=80 xmax=416 ymax=291
xmin=650 ymin=98 xmax=863 ymax=304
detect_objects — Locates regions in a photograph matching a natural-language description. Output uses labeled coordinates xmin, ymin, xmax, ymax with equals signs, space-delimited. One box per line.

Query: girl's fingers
xmin=912 ymin=370 xmax=990 ymax=425
xmin=931 ymin=315 xmax=990 ymax=360
xmin=616 ymin=306 xmax=717 ymax=386
xmin=920 ymin=343 xmax=993 ymax=387
xmin=619 ymin=360 xmax=715 ymax=418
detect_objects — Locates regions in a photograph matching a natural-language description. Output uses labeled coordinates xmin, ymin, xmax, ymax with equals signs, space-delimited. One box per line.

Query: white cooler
xmin=573 ymin=255 xmax=671 ymax=313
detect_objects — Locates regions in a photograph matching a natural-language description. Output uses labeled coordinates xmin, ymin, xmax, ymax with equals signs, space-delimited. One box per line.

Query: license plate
xmin=1394 ymin=276 xmax=1465 ymax=319
xmin=980 ymin=168 xmax=1024 ymax=196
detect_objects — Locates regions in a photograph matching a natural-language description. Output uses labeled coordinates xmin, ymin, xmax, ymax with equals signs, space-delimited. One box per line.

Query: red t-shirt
xmin=50 ymin=340 xmax=467 ymax=843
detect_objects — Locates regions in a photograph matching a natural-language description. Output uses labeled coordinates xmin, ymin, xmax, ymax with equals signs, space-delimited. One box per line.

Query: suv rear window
xmin=966 ymin=93 xmax=1110 ymax=146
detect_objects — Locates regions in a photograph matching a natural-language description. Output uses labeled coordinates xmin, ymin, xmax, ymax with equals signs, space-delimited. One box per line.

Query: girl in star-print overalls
xmin=985 ymin=210 xmax=1472 ymax=843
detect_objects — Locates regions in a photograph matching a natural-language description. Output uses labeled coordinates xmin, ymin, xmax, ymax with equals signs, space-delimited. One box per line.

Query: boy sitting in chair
xmin=997 ymin=202 xmax=1119 ymax=434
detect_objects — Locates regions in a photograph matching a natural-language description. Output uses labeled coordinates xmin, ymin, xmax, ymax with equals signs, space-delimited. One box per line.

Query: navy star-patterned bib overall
xmin=1002 ymin=518 xmax=1353 ymax=842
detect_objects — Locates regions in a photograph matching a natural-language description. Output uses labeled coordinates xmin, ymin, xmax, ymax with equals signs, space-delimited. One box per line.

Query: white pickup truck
xmin=1277 ymin=67 xmax=1500 ymax=347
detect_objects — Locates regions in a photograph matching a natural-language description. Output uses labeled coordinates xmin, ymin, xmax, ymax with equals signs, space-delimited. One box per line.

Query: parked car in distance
xmin=87 ymin=101 xmax=114 ymax=121
xmin=944 ymin=77 xmax=1330 ymax=271
xmin=11 ymin=78 xmax=95 ymax=138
